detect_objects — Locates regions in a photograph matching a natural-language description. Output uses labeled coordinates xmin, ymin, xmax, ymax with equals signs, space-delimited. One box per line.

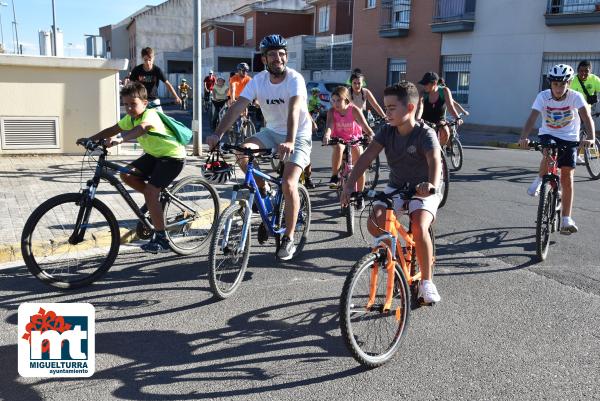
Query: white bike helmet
xmin=548 ymin=64 xmax=574 ymax=82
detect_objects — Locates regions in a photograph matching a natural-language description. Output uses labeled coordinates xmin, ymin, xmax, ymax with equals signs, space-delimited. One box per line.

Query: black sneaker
xmin=277 ymin=235 xmax=296 ymax=261
xmin=304 ymin=177 xmax=316 ymax=189
xmin=141 ymin=232 xmax=171 ymax=254
xmin=329 ymin=175 xmax=339 ymax=189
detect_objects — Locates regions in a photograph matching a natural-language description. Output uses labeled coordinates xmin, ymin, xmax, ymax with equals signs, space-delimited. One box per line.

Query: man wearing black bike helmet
xmin=519 ymin=63 xmax=596 ymax=234
xmin=208 ymin=34 xmax=313 ymax=260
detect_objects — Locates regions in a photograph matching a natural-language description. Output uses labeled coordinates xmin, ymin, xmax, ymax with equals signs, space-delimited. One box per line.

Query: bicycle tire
xmin=340 ymin=252 xmax=410 ymax=368
xmin=449 ymin=136 xmax=464 ymax=171
xmin=584 ymin=137 xmax=600 ymax=180
xmin=535 ymin=182 xmax=553 ymax=261
xmin=275 ymin=184 xmax=311 ymax=256
xmin=21 ymin=193 xmax=120 ymax=289
xmin=242 ymin=119 xmax=256 ymax=143
xmin=345 ymin=205 xmax=355 ymax=237
xmin=208 ymin=203 xmax=251 ymax=300
xmin=163 ymin=176 xmax=220 ymax=255
xmin=365 ymin=154 xmax=381 ymax=191
xmin=439 ymin=152 xmax=450 ymax=209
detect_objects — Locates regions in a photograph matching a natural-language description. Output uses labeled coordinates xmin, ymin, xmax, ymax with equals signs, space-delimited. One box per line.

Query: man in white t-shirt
xmin=519 ymin=64 xmax=596 ymax=234
xmin=208 ymin=34 xmax=312 ymax=260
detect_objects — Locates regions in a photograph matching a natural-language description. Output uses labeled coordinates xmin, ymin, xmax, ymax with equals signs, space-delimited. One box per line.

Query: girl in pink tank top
xmin=322 ymin=86 xmax=374 ymax=192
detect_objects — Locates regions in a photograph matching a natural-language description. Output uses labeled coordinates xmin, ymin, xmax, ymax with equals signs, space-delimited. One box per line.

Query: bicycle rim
xmin=164 ymin=176 xmax=220 ymax=255
xmin=21 ymin=193 xmax=120 ymax=289
xmin=340 ymin=252 xmax=410 ymax=368
xmin=365 ymin=154 xmax=381 ymax=191
xmin=208 ymin=204 xmax=251 ymax=299
xmin=439 ymin=152 xmax=450 ymax=208
xmin=450 ymin=137 xmax=463 ymax=171
xmin=584 ymin=137 xmax=600 ymax=180
xmin=535 ymin=183 xmax=553 ymax=261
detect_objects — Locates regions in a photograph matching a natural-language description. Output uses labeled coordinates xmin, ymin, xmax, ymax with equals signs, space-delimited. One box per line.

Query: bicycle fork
xmin=69 ymin=185 xmax=97 ymax=245
xmin=367 ymin=233 xmax=399 ymax=314
xmin=222 ymin=189 xmax=254 ymax=254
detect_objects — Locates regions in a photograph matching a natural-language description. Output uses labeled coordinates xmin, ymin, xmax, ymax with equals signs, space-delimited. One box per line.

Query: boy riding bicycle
xmin=341 ymin=81 xmax=443 ymax=304
xmin=518 ymin=64 xmax=596 ymax=234
xmin=77 ymin=82 xmax=186 ymax=253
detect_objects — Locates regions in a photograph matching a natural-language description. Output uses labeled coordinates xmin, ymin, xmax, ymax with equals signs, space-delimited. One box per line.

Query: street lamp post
xmin=11 ymin=0 xmax=19 ymax=54
xmin=51 ymin=0 xmax=57 ymax=56
xmin=0 ymin=2 xmax=8 ymax=51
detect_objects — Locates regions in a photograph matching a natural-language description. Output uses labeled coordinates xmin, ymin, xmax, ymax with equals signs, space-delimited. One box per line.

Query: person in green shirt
xmin=570 ymin=60 xmax=600 ymax=163
xmin=308 ymin=87 xmax=322 ymax=113
xmin=570 ymin=60 xmax=600 ymax=107
xmin=77 ymin=82 xmax=186 ymax=253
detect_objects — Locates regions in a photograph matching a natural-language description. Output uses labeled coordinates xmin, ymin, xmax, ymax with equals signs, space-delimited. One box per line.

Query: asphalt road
xmin=1 ymin=141 xmax=599 ymax=400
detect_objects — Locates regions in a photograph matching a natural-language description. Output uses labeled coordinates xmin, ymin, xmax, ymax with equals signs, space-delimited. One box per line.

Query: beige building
xmin=0 ymin=55 xmax=127 ymax=155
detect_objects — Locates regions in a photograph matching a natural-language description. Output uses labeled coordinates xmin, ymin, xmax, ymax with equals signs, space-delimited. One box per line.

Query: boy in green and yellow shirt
xmin=77 ymin=82 xmax=186 ymax=253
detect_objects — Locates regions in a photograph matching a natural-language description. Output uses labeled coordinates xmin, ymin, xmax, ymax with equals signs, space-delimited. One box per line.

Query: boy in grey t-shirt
xmin=341 ymin=81 xmax=443 ymax=304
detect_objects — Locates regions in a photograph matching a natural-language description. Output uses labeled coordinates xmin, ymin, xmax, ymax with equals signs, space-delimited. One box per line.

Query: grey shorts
xmin=373 ymin=185 xmax=441 ymax=220
xmin=252 ymin=128 xmax=312 ymax=169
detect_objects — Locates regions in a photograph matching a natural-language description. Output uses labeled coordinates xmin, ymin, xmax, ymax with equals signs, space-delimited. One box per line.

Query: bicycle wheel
xmin=208 ymin=203 xmax=251 ymax=300
xmin=241 ymin=120 xmax=256 ymax=143
xmin=21 ymin=193 xmax=120 ymax=289
xmin=438 ymin=152 xmax=450 ymax=209
xmin=449 ymin=136 xmax=464 ymax=171
xmin=340 ymin=252 xmax=410 ymax=368
xmin=365 ymin=154 xmax=381 ymax=191
xmin=163 ymin=176 xmax=220 ymax=255
xmin=536 ymin=182 xmax=554 ymax=261
xmin=584 ymin=137 xmax=600 ymax=180
xmin=275 ymin=184 xmax=311 ymax=256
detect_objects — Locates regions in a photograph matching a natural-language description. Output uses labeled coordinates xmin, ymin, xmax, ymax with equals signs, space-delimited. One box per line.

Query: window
xmin=391 ymin=0 xmax=411 ymax=29
xmin=366 ymin=0 xmax=376 ymax=8
xmin=209 ymin=30 xmax=215 ymax=48
xmin=318 ymin=5 xmax=330 ymax=32
xmin=201 ymin=32 xmax=206 ymax=49
xmin=441 ymin=55 xmax=471 ymax=104
xmin=549 ymin=0 xmax=596 ymax=14
xmin=387 ymin=58 xmax=407 ymax=85
xmin=540 ymin=52 xmax=600 ymax=90
xmin=246 ymin=17 xmax=254 ymax=40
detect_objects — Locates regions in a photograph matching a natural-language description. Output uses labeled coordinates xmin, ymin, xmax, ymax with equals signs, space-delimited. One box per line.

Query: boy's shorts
xmin=130 ymin=154 xmax=185 ymax=188
xmin=373 ymin=185 xmax=441 ymax=220
xmin=539 ymin=135 xmax=578 ymax=168
xmin=253 ymin=128 xmax=312 ymax=169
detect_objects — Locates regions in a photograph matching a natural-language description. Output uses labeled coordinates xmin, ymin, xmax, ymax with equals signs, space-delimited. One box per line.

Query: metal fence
xmin=546 ymin=0 xmax=599 ymax=14
xmin=379 ymin=0 xmax=412 ymax=30
xmin=540 ymin=52 xmax=600 ymax=90
xmin=387 ymin=58 xmax=407 ymax=86
xmin=441 ymin=55 xmax=471 ymax=104
xmin=303 ymin=35 xmax=352 ymax=71
xmin=432 ymin=0 xmax=476 ymax=23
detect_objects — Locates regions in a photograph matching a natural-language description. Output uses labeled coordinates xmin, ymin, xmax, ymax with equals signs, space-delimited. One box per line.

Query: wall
xmin=246 ymin=11 xmax=314 ymax=49
xmin=442 ymin=0 xmax=600 ymax=129
xmin=351 ymin=0 xmax=441 ymax=103
xmin=0 ymin=55 xmax=127 ymax=154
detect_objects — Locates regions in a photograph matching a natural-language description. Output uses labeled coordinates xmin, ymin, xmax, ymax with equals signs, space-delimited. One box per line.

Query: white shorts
xmin=252 ymin=128 xmax=312 ymax=169
xmin=373 ymin=185 xmax=441 ymax=220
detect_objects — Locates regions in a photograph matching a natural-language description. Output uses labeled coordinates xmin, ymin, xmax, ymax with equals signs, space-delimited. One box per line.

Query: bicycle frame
xmin=368 ymin=207 xmax=419 ymax=313
xmin=223 ymin=155 xmax=285 ymax=252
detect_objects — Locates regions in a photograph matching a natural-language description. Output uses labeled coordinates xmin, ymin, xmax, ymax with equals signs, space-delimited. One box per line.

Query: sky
xmin=0 ymin=0 xmax=165 ymax=56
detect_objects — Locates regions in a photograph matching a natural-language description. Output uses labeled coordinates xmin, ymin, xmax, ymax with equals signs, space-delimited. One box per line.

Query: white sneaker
xmin=576 ymin=155 xmax=585 ymax=165
xmin=418 ymin=280 xmax=441 ymax=304
xmin=560 ymin=217 xmax=578 ymax=235
xmin=527 ymin=177 xmax=542 ymax=197
xmin=277 ymin=236 xmax=296 ymax=261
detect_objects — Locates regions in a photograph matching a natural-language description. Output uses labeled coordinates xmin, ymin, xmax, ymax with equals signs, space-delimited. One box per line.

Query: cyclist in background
xmin=203 ymin=70 xmax=216 ymax=105
xmin=518 ymin=64 xmax=595 ymax=234
xmin=229 ymin=63 xmax=252 ymax=104
xmin=130 ymin=47 xmax=181 ymax=111
xmin=350 ymin=72 xmax=386 ymax=122
xmin=570 ymin=60 xmax=600 ymax=164
xmin=211 ymin=76 xmax=229 ymax=130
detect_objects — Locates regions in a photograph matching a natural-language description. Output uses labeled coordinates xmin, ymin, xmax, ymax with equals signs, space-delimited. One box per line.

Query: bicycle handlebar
xmin=77 ymin=139 xmax=107 ymax=152
xmin=322 ymin=137 xmax=371 ymax=147
xmin=527 ymin=140 xmax=580 ymax=152
xmin=350 ymin=186 xmax=437 ymax=207
xmin=220 ymin=143 xmax=273 ymax=157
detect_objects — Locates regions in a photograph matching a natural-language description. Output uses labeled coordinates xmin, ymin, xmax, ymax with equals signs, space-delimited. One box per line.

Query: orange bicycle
xmin=339 ymin=187 xmax=436 ymax=368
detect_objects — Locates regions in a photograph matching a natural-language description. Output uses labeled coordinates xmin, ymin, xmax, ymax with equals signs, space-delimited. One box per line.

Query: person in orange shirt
xmin=229 ymin=63 xmax=252 ymax=104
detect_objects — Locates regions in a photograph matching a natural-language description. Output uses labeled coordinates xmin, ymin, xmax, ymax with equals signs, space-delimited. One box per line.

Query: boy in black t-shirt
xmin=130 ymin=47 xmax=181 ymax=111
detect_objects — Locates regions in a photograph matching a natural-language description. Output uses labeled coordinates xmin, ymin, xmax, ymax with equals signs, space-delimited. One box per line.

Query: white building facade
xmin=439 ymin=0 xmax=600 ymax=130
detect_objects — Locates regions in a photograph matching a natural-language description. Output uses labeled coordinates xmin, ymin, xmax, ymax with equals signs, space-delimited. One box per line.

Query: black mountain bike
xmin=21 ymin=140 xmax=220 ymax=289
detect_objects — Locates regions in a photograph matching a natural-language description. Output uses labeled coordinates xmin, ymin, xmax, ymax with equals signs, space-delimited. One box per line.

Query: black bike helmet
xmin=259 ymin=34 xmax=288 ymax=54
xmin=202 ymin=150 xmax=232 ymax=184
xmin=236 ymin=62 xmax=250 ymax=72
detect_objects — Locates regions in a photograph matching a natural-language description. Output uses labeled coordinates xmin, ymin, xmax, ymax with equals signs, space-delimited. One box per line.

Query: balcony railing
xmin=379 ymin=0 xmax=411 ymax=38
xmin=545 ymin=0 xmax=600 ymax=25
xmin=431 ymin=0 xmax=476 ymax=32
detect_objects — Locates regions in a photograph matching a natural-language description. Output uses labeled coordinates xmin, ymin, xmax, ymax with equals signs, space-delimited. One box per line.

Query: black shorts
xmin=130 ymin=154 xmax=185 ymax=188
xmin=539 ymin=135 xmax=578 ymax=169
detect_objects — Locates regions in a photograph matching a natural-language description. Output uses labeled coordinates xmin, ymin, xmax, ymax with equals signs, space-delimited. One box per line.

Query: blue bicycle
xmin=207 ymin=143 xmax=311 ymax=299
